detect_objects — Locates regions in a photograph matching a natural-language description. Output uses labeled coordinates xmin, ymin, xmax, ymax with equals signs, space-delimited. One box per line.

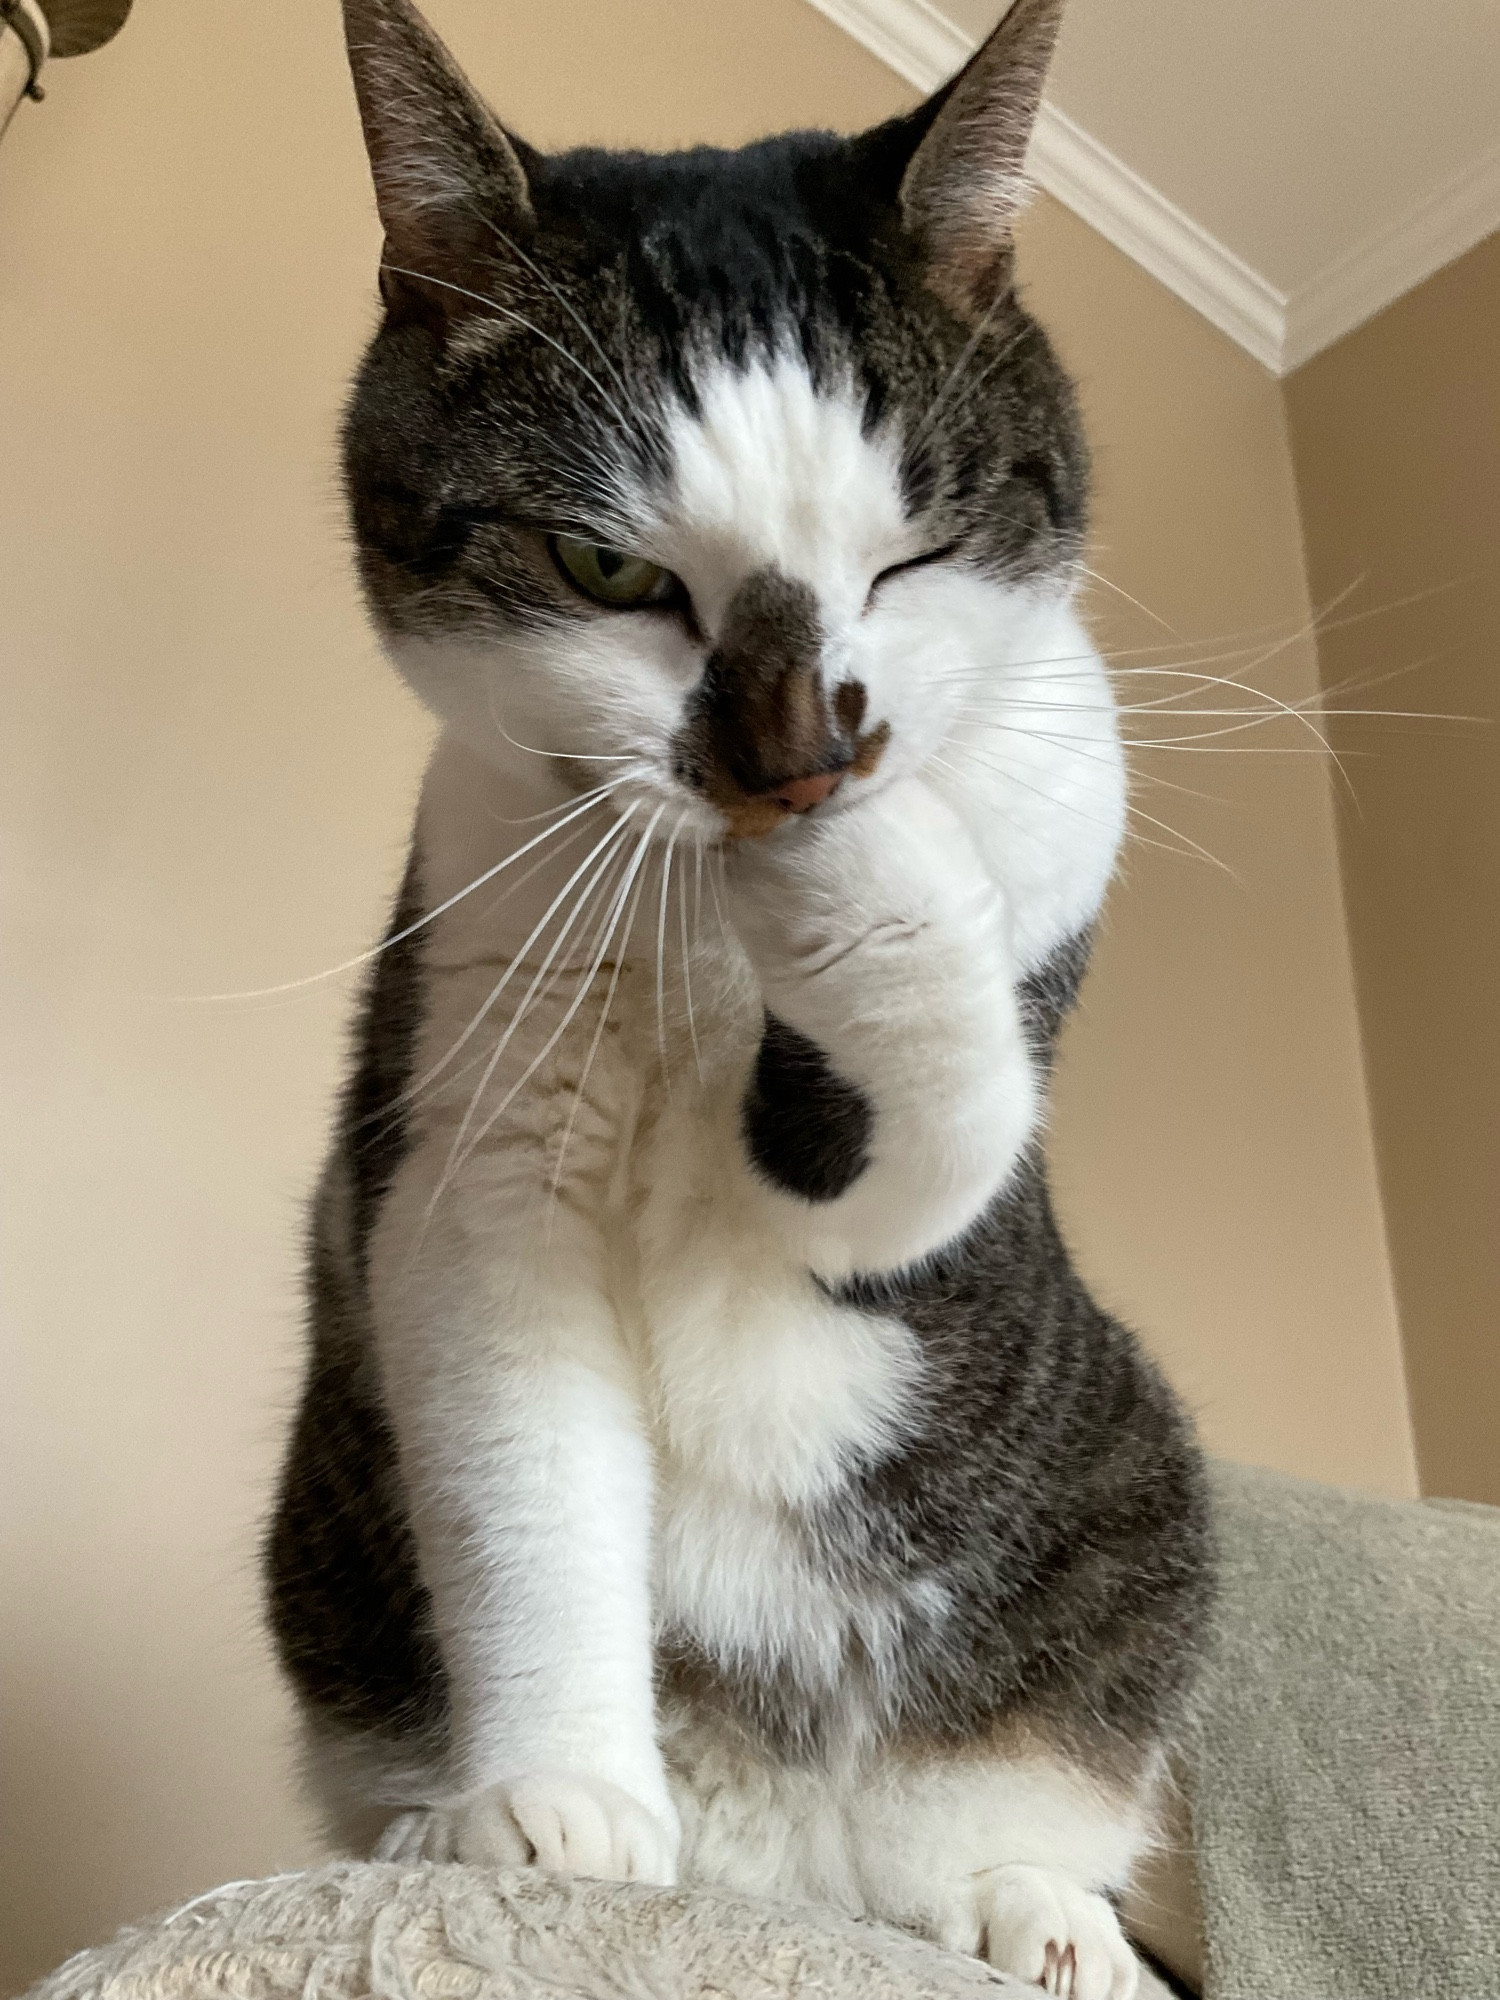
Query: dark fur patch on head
xmin=341 ymin=110 xmax=1089 ymax=649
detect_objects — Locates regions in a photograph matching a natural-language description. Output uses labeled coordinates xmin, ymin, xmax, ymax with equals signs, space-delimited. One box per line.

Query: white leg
xmin=365 ymin=967 xmax=677 ymax=1883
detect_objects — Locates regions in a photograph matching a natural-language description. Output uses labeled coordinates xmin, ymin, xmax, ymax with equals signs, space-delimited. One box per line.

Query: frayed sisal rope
xmin=23 ymin=1860 xmax=1035 ymax=2000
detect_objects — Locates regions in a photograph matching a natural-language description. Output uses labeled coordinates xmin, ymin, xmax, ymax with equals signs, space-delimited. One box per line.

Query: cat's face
xmin=342 ymin=0 xmax=1089 ymax=846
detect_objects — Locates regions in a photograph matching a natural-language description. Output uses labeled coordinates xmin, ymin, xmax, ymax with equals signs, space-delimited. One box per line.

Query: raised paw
xmin=372 ymin=1769 xmax=679 ymax=1885
xmin=971 ymin=1864 xmax=1138 ymax=2000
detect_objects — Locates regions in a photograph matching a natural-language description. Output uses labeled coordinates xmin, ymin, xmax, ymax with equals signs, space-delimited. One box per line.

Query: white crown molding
xmin=1026 ymin=104 xmax=1287 ymax=373
xmin=804 ymin=0 xmax=1287 ymax=369
xmin=1281 ymin=146 xmax=1500 ymax=372
xmin=804 ymin=0 xmax=969 ymax=94
xmin=805 ymin=0 xmax=1500 ymax=377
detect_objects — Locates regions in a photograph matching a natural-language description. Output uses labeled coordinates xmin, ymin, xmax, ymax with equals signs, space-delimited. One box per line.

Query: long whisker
xmin=441 ymin=805 xmax=660 ymax=1207
xmin=383 ymin=809 xmax=637 ymax=1126
xmin=655 ymin=813 xmax=686 ymax=1085
xmin=474 ymin=213 xmax=654 ymax=456
xmin=407 ymin=872 xmax=635 ymax=1264
xmin=1076 ymin=564 xmax=1182 ymax=639
xmin=379 ymin=262 xmax=642 ymax=451
xmin=1120 ymin=662 xmax=1340 ymax=755
xmin=1120 ymin=576 xmax=1363 ymax=792
xmin=707 ymin=840 xmax=732 ymax=952
xmin=362 ymin=828 xmax=635 ymax=1147
xmin=434 ymin=806 xmax=641 ymax=1186
xmin=925 ymin=748 xmax=1194 ymax=869
xmin=678 ymin=830 xmax=704 ymax=1084
xmin=942 ymin=738 xmax=1238 ymax=879
xmin=182 ymin=781 xmax=626 ymax=1002
xmin=490 ymin=713 xmax=639 ymax=764
xmin=1116 ymin=797 xmax=1240 ymax=880
xmin=548 ymin=807 xmax=666 ymax=1209
xmin=926 ymin=576 xmax=1473 ymax=703
xmin=481 ymin=665 xmax=640 ymax=765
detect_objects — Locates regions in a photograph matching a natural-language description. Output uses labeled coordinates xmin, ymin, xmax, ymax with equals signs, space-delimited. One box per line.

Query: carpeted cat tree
xmin=22 ymin=1465 xmax=1500 ymax=2000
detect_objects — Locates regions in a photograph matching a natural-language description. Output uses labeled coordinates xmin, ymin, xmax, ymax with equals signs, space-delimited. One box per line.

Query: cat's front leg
xmin=725 ymin=774 xmax=1036 ymax=1280
xmin=366 ymin=1112 xmax=678 ymax=1882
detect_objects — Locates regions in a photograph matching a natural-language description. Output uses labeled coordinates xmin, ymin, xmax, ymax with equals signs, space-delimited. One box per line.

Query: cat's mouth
xmin=713 ymin=721 xmax=893 ymax=840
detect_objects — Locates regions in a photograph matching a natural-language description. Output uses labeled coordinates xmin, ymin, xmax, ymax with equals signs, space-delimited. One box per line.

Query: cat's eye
xmin=551 ymin=534 xmax=680 ymax=608
xmin=868 ymin=539 xmax=962 ymax=603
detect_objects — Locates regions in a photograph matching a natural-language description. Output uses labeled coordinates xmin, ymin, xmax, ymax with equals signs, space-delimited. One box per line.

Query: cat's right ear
xmin=342 ymin=0 xmax=535 ymax=325
xmin=894 ymin=0 xmax=1062 ymax=319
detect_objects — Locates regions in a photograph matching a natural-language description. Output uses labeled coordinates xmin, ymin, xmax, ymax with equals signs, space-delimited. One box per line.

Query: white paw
xmin=372 ymin=1770 xmax=679 ymax=1885
xmin=962 ymin=1864 xmax=1138 ymax=2000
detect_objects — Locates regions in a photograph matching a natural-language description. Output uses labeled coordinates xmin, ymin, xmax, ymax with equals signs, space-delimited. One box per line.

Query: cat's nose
xmin=767 ymin=769 xmax=846 ymax=814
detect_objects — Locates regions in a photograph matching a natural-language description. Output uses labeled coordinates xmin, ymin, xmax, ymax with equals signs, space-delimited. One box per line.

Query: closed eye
xmin=866 ymin=540 xmax=962 ymax=607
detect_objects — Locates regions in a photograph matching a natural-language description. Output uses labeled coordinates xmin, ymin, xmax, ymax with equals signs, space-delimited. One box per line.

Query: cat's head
xmin=341 ymin=0 xmax=1090 ymax=842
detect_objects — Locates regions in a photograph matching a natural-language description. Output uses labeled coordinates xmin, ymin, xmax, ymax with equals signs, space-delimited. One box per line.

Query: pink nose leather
xmin=769 ymin=770 xmax=845 ymax=814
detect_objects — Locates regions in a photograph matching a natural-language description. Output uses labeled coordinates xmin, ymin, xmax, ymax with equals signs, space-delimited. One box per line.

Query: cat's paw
xmin=948 ymin=1863 xmax=1138 ymax=2000
xmin=373 ymin=1770 xmax=679 ymax=1885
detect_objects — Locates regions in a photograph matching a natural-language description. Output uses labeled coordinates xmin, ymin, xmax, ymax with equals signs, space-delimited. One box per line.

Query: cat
xmin=264 ymin=2 xmax=1213 ymax=1994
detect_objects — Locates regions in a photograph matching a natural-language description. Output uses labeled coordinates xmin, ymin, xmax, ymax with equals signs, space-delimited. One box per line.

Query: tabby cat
xmin=266 ymin=3 xmax=1213 ymax=1994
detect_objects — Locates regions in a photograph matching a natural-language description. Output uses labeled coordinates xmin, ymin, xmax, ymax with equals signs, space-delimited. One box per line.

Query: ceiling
xmin=813 ymin=0 xmax=1500 ymax=372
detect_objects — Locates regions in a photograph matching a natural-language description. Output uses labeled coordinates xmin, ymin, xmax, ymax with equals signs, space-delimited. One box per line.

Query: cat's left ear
xmin=342 ymin=0 xmax=536 ymax=325
xmin=898 ymin=0 xmax=1061 ymax=317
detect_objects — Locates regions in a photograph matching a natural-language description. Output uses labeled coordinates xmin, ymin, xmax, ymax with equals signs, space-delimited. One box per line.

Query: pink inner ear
xmin=344 ymin=0 xmax=535 ymax=297
xmin=897 ymin=0 xmax=1060 ymax=317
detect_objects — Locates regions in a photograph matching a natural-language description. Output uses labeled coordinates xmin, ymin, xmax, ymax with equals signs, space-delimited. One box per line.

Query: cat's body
xmin=266 ymin=6 xmax=1212 ymax=1995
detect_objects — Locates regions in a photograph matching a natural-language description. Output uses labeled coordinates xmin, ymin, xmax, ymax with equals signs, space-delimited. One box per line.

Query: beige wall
xmin=1014 ymin=200 xmax=1413 ymax=1495
xmin=1284 ymin=234 xmax=1500 ymax=1507
xmin=0 ymin=0 xmax=1415 ymax=1988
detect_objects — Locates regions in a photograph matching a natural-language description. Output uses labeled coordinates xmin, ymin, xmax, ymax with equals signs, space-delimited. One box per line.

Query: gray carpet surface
xmin=1195 ymin=1462 xmax=1500 ymax=1999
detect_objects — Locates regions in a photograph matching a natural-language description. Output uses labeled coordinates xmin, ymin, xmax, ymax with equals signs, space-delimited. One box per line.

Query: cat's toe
xmin=400 ymin=1773 xmax=677 ymax=1882
xmin=447 ymin=1787 xmax=533 ymax=1866
xmin=504 ymin=1769 xmax=678 ymax=1884
xmin=975 ymin=1864 xmax=1138 ymax=2000
xmin=369 ymin=1773 xmax=677 ymax=1882
xmin=371 ymin=1807 xmax=460 ymax=1864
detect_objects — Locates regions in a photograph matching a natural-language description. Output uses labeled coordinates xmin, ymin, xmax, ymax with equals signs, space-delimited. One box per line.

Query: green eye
xmin=551 ymin=534 xmax=677 ymax=607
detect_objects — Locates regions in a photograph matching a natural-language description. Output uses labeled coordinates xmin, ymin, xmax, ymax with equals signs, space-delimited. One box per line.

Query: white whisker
xmin=1076 ymin=564 xmax=1182 ymax=638
xmin=547 ymin=806 xmax=667 ymax=1208
xmin=362 ymin=844 xmax=634 ymax=1150
xmin=435 ymin=807 xmax=659 ymax=1213
xmin=181 ymin=781 xmax=626 ymax=1003
xmin=370 ymin=811 xmax=636 ymax=1138
xmin=474 ymin=212 xmax=660 ymax=464
xmin=379 ymin=262 xmax=641 ymax=454
xmin=655 ymin=813 xmax=685 ymax=1086
xmin=678 ymin=830 xmax=704 ymax=1084
xmin=433 ymin=806 xmax=641 ymax=1193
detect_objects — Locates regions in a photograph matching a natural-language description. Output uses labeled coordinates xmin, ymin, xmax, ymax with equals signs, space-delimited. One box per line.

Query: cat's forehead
xmin=649 ymin=353 xmax=909 ymax=627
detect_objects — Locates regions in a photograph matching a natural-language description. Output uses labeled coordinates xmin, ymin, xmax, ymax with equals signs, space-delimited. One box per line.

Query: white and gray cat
xmin=265 ymin=3 xmax=1213 ymax=1994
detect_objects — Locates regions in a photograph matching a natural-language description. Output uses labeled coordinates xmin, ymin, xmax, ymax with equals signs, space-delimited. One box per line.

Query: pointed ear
xmin=342 ymin=0 xmax=534 ymax=323
xmin=899 ymin=0 xmax=1061 ymax=318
